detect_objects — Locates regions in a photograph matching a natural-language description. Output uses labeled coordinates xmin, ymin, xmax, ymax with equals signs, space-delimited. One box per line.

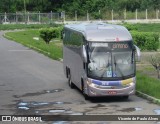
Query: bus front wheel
xmin=82 ymin=82 xmax=89 ymax=100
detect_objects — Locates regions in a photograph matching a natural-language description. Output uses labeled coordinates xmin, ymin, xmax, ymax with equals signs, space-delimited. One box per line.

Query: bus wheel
xmin=68 ymin=74 xmax=74 ymax=89
xmin=82 ymin=83 xmax=89 ymax=100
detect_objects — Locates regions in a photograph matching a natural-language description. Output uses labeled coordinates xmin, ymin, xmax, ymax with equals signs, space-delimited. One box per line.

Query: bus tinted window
xmin=63 ymin=29 xmax=83 ymax=47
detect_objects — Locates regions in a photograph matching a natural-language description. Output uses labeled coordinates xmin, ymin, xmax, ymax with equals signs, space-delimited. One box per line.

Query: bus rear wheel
xmin=68 ymin=73 xmax=74 ymax=89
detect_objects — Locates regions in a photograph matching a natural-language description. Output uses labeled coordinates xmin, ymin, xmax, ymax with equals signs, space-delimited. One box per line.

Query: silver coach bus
xmin=63 ymin=23 xmax=140 ymax=99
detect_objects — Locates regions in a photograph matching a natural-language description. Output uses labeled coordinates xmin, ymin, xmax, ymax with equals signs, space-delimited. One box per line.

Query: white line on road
xmin=8 ymin=50 xmax=32 ymax=52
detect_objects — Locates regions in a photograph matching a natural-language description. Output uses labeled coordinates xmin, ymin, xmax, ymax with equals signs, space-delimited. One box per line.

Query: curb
xmin=136 ymin=91 xmax=160 ymax=105
xmin=3 ymin=33 xmax=50 ymax=56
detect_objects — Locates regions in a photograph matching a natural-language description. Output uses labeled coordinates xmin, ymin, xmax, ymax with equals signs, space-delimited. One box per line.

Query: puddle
xmin=45 ymin=89 xmax=64 ymax=93
xmin=67 ymin=112 xmax=84 ymax=115
xmin=50 ymin=109 xmax=84 ymax=115
xmin=18 ymin=106 xmax=29 ymax=110
xmin=90 ymin=104 xmax=106 ymax=108
xmin=14 ymin=89 xmax=64 ymax=98
xmin=118 ymin=107 xmax=143 ymax=112
xmin=32 ymin=102 xmax=49 ymax=106
xmin=49 ymin=109 xmax=66 ymax=113
xmin=135 ymin=107 xmax=143 ymax=111
xmin=154 ymin=109 xmax=160 ymax=115
xmin=17 ymin=101 xmax=71 ymax=112
xmin=52 ymin=121 xmax=68 ymax=124
xmin=18 ymin=102 xmax=28 ymax=106
xmin=54 ymin=102 xmax=66 ymax=105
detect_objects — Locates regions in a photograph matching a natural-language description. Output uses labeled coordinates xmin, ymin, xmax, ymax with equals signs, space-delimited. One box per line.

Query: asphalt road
xmin=0 ymin=31 xmax=159 ymax=124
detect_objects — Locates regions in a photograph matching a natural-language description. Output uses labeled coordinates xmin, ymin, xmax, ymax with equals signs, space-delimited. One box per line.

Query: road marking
xmin=8 ymin=49 xmax=32 ymax=52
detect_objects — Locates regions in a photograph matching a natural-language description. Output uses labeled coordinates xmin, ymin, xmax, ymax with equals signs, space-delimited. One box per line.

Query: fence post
xmin=124 ymin=9 xmax=126 ymax=20
xmin=99 ymin=10 xmax=102 ymax=21
xmin=63 ymin=11 xmax=65 ymax=23
xmin=111 ymin=10 xmax=113 ymax=21
xmin=51 ymin=11 xmax=53 ymax=22
xmin=156 ymin=10 xmax=159 ymax=19
xmin=16 ymin=12 xmax=18 ymax=24
xmin=87 ymin=10 xmax=89 ymax=21
xmin=146 ymin=9 xmax=148 ymax=20
xmin=39 ymin=11 xmax=41 ymax=23
xmin=27 ymin=12 xmax=30 ymax=23
xmin=5 ymin=12 xmax=7 ymax=23
xmin=75 ymin=11 xmax=77 ymax=21
xmin=135 ymin=9 xmax=137 ymax=20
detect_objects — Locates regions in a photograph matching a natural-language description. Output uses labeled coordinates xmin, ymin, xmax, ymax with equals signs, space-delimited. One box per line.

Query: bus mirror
xmin=81 ymin=45 xmax=87 ymax=63
xmin=134 ymin=45 xmax=141 ymax=62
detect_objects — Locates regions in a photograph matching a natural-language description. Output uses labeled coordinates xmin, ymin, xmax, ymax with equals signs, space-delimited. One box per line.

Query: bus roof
xmin=64 ymin=23 xmax=132 ymax=42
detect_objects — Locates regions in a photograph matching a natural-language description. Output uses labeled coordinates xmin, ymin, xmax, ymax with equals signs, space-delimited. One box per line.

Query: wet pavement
xmin=0 ymin=31 xmax=160 ymax=124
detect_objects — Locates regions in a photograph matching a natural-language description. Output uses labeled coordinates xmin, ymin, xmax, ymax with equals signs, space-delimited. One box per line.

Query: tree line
xmin=0 ymin=0 xmax=159 ymax=15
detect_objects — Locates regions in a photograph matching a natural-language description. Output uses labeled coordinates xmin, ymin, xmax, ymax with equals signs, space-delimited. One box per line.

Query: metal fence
xmin=0 ymin=12 xmax=60 ymax=24
xmin=0 ymin=9 xmax=160 ymax=24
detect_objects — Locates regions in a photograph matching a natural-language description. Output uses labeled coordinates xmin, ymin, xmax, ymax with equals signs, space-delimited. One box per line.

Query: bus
xmin=63 ymin=23 xmax=140 ymax=99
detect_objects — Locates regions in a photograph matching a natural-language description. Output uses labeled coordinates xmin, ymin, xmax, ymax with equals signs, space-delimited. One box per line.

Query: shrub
xmin=123 ymin=24 xmax=138 ymax=31
xmin=39 ymin=27 xmax=63 ymax=44
xmin=40 ymin=28 xmax=53 ymax=44
xmin=131 ymin=31 xmax=159 ymax=51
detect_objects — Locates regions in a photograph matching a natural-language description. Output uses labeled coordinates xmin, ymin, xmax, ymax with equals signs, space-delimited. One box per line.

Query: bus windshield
xmin=87 ymin=42 xmax=135 ymax=80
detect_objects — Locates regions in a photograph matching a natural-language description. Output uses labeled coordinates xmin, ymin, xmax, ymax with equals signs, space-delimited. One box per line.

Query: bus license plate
xmin=108 ymin=91 xmax=117 ymax=95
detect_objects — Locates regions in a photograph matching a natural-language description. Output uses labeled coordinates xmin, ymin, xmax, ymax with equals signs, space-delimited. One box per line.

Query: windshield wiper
xmin=114 ymin=56 xmax=117 ymax=71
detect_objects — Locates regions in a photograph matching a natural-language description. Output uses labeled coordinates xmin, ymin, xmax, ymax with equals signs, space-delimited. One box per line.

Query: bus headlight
xmin=87 ymin=79 xmax=99 ymax=87
xmin=122 ymin=78 xmax=134 ymax=86
xmin=129 ymin=82 xmax=134 ymax=86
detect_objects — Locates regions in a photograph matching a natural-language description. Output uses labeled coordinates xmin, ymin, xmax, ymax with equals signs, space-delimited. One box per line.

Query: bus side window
xmin=64 ymin=29 xmax=71 ymax=45
xmin=70 ymin=32 xmax=83 ymax=47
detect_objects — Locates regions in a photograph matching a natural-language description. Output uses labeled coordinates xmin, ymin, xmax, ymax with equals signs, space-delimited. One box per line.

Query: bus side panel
xmin=63 ymin=46 xmax=84 ymax=89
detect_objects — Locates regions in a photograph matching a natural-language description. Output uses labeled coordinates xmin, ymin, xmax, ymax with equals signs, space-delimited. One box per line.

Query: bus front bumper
xmin=86 ymin=82 xmax=135 ymax=97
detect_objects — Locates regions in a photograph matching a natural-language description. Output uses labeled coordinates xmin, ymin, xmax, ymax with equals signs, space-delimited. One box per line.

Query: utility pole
xmin=146 ymin=9 xmax=148 ymax=20
xmin=124 ymin=9 xmax=126 ymax=20
xmin=87 ymin=10 xmax=89 ymax=21
xmin=75 ymin=11 xmax=77 ymax=21
xmin=135 ymin=9 xmax=137 ymax=20
xmin=111 ymin=10 xmax=113 ymax=21
xmin=24 ymin=0 xmax=26 ymax=24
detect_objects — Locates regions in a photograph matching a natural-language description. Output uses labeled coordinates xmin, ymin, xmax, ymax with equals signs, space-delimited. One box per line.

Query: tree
xmin=40 ymin=28 xmax=53 ymax=44
xmin=149 ymin=53 xmax=160 ymax=79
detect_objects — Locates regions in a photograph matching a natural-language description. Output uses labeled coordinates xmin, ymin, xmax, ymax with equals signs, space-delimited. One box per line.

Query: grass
xmin=0 ymin=23 xmax=61 ymax=30
xmin=5 ymin=30 xmax=62 ymax=60
xmin=135 ymin=23 xmax=160 ymax=33
xmin=136 ymin=71 xmax=160 ymax=99
xmin=4 ymin=26 xmax=160 ymax=100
